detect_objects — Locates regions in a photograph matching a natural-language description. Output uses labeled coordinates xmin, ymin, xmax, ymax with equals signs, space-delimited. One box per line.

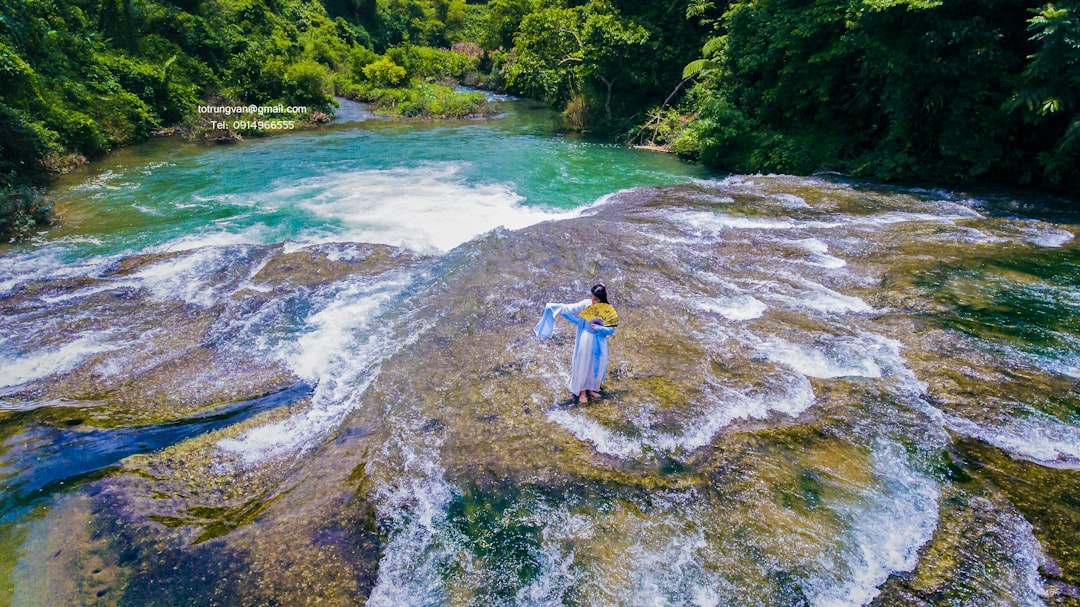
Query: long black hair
xmin=590 ymin=283 xmax=608 ymax=304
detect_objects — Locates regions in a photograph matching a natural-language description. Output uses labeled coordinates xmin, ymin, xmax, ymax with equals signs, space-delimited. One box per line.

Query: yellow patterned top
xmin=578 ymin=303 xmax=619 ymax=327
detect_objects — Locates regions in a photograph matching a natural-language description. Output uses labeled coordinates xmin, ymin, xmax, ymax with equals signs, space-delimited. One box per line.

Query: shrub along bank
xmin=0 ymin=0 xmax=492 ymax=240
xmin=3 ymin=0 xmax=1077 ymax=240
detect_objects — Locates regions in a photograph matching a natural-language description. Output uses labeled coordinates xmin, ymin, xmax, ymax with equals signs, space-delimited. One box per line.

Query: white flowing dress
xmin=534 ymin=298 xmax=617 ymax=395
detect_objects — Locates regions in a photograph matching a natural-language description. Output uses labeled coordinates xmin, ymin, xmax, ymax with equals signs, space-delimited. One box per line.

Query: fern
xmin=701 ymin=36 xmax=724 ymax=59
xmin=683 ymin=58 xmax=719 ymax=79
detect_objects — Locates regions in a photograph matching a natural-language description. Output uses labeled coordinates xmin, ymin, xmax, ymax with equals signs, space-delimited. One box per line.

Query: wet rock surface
xmin=2 ymin=177 xmax=1079 ymax=605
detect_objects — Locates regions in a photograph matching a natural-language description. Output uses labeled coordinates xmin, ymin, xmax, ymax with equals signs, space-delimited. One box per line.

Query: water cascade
xmin=1 ymin=101 xmax=1078 ymax=606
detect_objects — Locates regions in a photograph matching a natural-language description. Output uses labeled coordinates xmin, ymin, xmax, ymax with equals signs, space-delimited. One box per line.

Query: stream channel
xmin=1 ymin=97 xmax=1079 ymax=606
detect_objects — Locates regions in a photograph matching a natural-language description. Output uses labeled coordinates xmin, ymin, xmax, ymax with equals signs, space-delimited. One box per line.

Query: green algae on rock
xmin=2 ymin=173 xmax=1078 ymax=605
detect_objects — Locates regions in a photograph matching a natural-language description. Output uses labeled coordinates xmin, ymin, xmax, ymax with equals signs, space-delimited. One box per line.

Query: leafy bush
xmin=385 ymin=45 xmax=477 ymax=80
xmin=354 ymin=81 xmax=497 ymax=118
xmin=671 ymin=88 xmax=755 ymax=168
xmin=375 ymin=0 xmax=468 ymax=47
xmin=285 ymin=59 xmax=334 ymax=109
xmin=676 ymin=0 xmax=1080 ymax=192
xmin=0 ymin=107 xmax=60 ymax=172
xmin=53 ymin=111 xmax=110 ymax=158
xmin=349 ymin=45 xmax=380 ymax=79
xmin=561 ymin=94 xmax=589 ymax=131
xmin=0 ymin=173 xmax=50 ymax=242
xmin=392 ymin=83 xmax=493 ymax=117
xmin=363 ymin=56 xmax=408 ymax=86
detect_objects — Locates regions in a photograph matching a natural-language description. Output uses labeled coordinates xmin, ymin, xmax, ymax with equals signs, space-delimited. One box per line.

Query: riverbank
xmin=0 ymin=80 xmax=503 ymax=244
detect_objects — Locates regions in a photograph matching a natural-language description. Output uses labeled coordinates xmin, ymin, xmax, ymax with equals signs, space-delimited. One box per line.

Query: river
xmin=0 ymin=98 xmax=1078 ymax=606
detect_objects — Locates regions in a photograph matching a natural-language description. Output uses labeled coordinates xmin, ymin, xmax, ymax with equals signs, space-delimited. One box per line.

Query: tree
xmin=505 ymin=5 xmax=581 ymax=104
xmin=577 ymin=1 xmax=650 ymax=121
xmin=505 ymin=0 xmax=647 ymax=123
xmin=482 ymin=0 xmax=536 ymax=50
xmin=1012 ymin=2 xmax=1080 ymax=186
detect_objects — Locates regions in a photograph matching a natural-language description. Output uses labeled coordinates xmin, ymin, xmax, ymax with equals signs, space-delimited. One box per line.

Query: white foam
xmin=944 ymin=412 xmax=1080 ymax=469
xmin=695 ymin=296 xmax=767 ymax=321
xmin=541 ymin=494 xmax=728 ymax=607
xmin=152 ymin=222 xmax=280 ymax=253
xmin=806 ymin=441 xmax=940 ymax=607
xmin=72 ymin=169 xmax=127 ymax=192
xmin=854 ymin=212 xmax=963 ymax=227
xmin=513 ymin=537 xmax=577 ymax=607
xmin=513 ymin=441 xmax=940 ymax=607
xmin=609 ymin=526 xmax=717 ymax=606
xmin=933 ymin=226 xmax=1005 ymax=244
xmin=791 ymin=238 xmax=847 ymax=269
xmin=799 ymin=290 xmax=872 ymax=314
xmin=1008 ymin=510 xmax=1052 ymax=606
xmin=575 ymin=188 xmax=638 ymax=216
xmin=281 ymin=163 xmax=577 ymax=253
xmin=771 ymin=193 xmax=810 ymax=208
xmin=93 ymin=356 xmax=129 ymax=378
xmin=131 ymin=247 xmax=238 ymax=307
xmin=1024 ymin=227 xmax=1074 ymax=248
xmin=688 ymin=192 xmax=735 ymax=204
xmin=672 ymin=206 xmax=977 ymax=238
xmin=547 ymin=375 xmax=816 ymax=459
xmin=673 ymin=210 xmax=795 ymax=233
xmin=132 ymin=203 xmax=162 ymax=216
xmin=284 ymin=276 xmax=411 ymax=383
xmin=794 ymin=238 xmax=829 ymax=255
xmin=0 ymin=336 xmax=117 ymax=388
xmin=217 ymin=404 xmax=341 ymax=464
xmin=0 ymin=248 xmax=118 ymax=295
xmin=86 ymin=163 xmax=591 ymax=256
xmin=365 ymin=428 xmax=458 ymax=607
xmin=691 ymin=175 xmax=756 ymax=189
xmin=217 ymin=273 xmax=414 ymax=464
xmin=802 ymin=279 xmax=871 ymax=314
xmin=931 ymin=200 xmax=985 ymax=218
xmin=765 ymin=276 xmax=873 ymax=315
xmin=750 ymin=330 xmax=928 ymax=405
xmin=761 ymin=338 xmax=883 ymax=379
xmin=324 ymin=245 xmax=371 ymax=262
xmin=546 ymin=408 xmax=645 ymax=459
xmin=513 ymin=505 xmax=583 ymax=606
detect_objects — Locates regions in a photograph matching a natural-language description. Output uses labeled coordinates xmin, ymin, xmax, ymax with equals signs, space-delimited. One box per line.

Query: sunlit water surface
xmin=0 ymin=99 xmax=1078 ymax=607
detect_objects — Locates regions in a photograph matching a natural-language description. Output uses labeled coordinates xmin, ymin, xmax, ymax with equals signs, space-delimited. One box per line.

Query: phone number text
xmin=210 ymin=120 xmax=296 ymax=130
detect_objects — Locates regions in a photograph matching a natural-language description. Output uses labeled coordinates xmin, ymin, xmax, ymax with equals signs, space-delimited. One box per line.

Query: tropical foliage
xmin=473 ymin=0 xmax=1080 ymax=193
xmin=2 ymin=0 xmax=1077 ymax=241
xmin=668 ymin=0 xmax=1080 ymax=192
xmin=0 ymin=0 xmax=495 ymax=239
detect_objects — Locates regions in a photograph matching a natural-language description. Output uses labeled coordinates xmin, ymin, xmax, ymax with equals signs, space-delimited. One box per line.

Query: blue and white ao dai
xmin=534 ymin=298 xmax=617 ymax=395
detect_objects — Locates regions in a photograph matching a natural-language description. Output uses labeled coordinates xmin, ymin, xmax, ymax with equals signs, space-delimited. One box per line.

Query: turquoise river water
xmin=0 ymin=97 xmax=1078 ymax=606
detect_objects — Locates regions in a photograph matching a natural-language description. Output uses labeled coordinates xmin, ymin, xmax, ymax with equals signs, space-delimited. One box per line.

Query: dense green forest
xmin=1 ymin=0 xmax=1078 ymax=239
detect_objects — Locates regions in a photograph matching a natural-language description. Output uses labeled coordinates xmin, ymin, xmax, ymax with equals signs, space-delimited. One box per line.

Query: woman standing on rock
xmin=534 ymin=284 xmax=619 ymax=404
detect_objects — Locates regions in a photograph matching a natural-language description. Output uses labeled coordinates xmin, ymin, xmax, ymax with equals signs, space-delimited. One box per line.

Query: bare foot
xmin=588 ymin=391 xmax=601 ymax=400
xmin=578 ymin=391 xmax=589 ymax=404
